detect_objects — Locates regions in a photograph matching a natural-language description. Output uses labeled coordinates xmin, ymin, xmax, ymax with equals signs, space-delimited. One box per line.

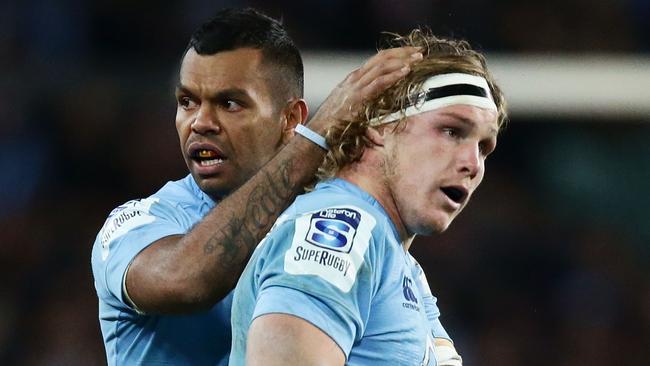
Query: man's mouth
xmin=192 ymin=149 xmax=225 ymax=166
xmin=440 ymin=186 xmax=468 ymax=205
xmin=188 ymin=144 xmax=228 ymax=170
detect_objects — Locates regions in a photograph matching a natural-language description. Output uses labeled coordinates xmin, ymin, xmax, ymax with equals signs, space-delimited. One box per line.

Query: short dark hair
xmin=184 ymin=8 xmax=303 ymax=102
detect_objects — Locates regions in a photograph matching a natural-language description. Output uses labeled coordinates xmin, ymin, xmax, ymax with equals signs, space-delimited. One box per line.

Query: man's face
xmin=381 ymin=104 xmax=498 ymax=235
xmin=175 ymin=48 xmax=288 ymax=199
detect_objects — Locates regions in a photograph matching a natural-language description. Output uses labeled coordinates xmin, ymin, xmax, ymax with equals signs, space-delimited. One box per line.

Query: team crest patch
xmin=305 ymin=208 xmax=360 ymax=253
xmin=284 ymin=205 xmax=376 ymax=293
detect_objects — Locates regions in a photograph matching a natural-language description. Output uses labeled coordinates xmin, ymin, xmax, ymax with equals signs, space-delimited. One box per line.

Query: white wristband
xmin=434 ymin=345 xmax=463 ymax=366
xmin=295 ymin=124 xmax=328 ymax=150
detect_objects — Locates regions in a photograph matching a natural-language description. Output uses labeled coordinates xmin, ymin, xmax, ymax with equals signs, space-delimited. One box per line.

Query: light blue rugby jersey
xmin=230 ymin=178 xmax=451 ymax=366
xmin=91 ymin=174 xmax=232 ymax=366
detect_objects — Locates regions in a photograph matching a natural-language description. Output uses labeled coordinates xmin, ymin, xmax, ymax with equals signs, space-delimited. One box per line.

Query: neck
xmin=402 ymin=235 xmax=415 ymax=251
xmin=336 ymin=154 xmax=413 ymax=249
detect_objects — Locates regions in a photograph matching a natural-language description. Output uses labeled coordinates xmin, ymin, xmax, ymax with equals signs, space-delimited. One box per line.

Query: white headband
xmin=369 ymin=73 xmax=498 ymax=126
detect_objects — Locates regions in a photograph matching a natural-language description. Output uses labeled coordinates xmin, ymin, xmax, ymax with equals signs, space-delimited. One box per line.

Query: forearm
xmin=183 ymin=135 xmax=324 ymax=293
xmin=128 ymin=137 xmax=324 ymax=313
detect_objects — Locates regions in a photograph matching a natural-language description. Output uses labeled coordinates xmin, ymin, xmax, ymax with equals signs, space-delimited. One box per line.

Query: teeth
xmin=198 ymin=149 xmax=216 ymax=158
xmin=199 ymin=159 xmax=223 ymax=166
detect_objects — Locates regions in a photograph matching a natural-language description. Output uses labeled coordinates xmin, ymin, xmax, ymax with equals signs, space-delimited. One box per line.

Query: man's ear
xmin=281 ymin=99 xmax=309 ymax=144
xmin=365 ymin=126 xmax=386 ymax=147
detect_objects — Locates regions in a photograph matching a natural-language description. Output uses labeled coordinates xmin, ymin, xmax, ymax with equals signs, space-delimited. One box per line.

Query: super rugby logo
xmin=99 ymin=198 xmax=157 ymax=260
xmin=285 ymin=205 xmax=375 ymax=293
xmin=305 ymin=208 xmax=361 ymax=253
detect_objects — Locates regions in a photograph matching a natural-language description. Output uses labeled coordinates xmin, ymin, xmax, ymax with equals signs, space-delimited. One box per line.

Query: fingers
xmin=350 ymin=47 xmax=423 ymax=101
xmin=356 ymin=56 xmax=412 ymax=88
xmin=305 ymin=47 xmax=423 ymax=133
xmin=355 ymin=46 xmax=422 ymax=79
xmin=358 ymin=70 xmax=407 ymax=100
xmin=356 ymin=58 xmax=417 ymax=97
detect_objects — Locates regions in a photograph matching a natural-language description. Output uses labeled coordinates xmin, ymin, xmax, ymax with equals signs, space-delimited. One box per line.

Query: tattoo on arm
xmin=202 ymin=158 xmax=300 ymax=268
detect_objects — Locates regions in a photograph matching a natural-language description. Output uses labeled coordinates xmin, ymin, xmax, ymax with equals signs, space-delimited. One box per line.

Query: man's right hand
xmin=307 ymin=47 xmax=423 ymax=135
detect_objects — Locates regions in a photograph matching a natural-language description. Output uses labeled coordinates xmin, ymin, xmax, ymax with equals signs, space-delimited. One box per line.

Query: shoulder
xmin=276 ymin=187 xmax=388 ymax=252
xmin=262 ymin=191 xmax=389 ymax=293
xmin=101 ymin=175 xmax=204 ymax=231
xmin=99 ymin=180 xmax=188 ymax=240
xmin=93 ymin=176 xmax=201 ymax=261
xmin=153 ymin=175 xmax=207 ymax=210
xmin=290 ymin=187 xmax=395 ymax=248
xmin=97 ymin=197 xmax=163 ymax=251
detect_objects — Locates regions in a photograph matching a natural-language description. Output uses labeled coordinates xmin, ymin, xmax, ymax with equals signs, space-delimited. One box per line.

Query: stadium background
xmin=1 ymin=0 xmax=648 ymax=364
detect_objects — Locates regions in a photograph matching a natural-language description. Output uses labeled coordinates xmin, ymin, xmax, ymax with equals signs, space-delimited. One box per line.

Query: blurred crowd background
xmin=1 ymin=0 xmax=648 ymax=365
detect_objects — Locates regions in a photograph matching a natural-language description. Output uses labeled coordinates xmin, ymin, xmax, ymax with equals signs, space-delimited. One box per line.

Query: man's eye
xmin=442 ymin=127 xmax=459 ymax=138
xmin=479 ymin=142 xmax=487 ymax=155
xmin=479 ymin=140 xmax=496 ymax=157
xmin=224 ymin=100 xmax=243 ymax=112
xmin=178 ymin=96 xmax=196 ymax=109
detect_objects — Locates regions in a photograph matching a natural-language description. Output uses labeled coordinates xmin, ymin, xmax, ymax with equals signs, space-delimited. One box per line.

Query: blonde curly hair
xmin=317 ymin=29 xmax=507 ymax=180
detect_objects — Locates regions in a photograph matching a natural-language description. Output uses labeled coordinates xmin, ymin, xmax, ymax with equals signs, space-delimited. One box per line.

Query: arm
xmin=126 ymin=47 xmax=424 ymax=314
xmin=126 ymin=135 xmax=323 ymax=314
xmin=415 ymin=261 xmax=463 ymax=365
xmin=246 ymin=314 xmax=345 ymax=366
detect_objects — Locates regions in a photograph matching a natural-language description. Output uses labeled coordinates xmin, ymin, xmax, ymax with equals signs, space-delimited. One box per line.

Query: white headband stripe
xmin=420 ymin=73 xmax=492 ymax=97
xmin=369 ymin=73 xmax=497 ymax=125
xmin=375 ymin=95 xmax=497 ymax=124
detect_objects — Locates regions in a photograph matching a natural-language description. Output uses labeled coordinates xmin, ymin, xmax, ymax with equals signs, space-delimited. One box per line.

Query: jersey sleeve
xmin=415 ymin=260 xmax=452 ymax=341
xmin=251 ymin=205 xmax=381 ymax=356
xmin=92 ymin=197 xmax=188 ymax=308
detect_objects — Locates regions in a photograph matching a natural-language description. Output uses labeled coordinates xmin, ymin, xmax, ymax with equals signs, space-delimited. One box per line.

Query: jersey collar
xmin=187 ymin=174 xmax=217 ymax=210
xmin=318 ymin=178 xmax=401 ymax=241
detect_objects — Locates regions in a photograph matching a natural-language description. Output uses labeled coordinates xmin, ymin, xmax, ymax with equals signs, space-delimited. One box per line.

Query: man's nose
xmin=458 ymin=142 xmax=481 ymax=179
xmin=191 ymin=105 xmax=221 ymax=135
